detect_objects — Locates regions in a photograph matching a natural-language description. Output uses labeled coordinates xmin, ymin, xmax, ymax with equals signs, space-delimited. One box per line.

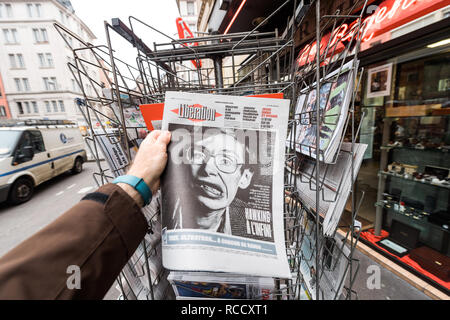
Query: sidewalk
xmin=338 ymin=229 xmax=449 ymax=300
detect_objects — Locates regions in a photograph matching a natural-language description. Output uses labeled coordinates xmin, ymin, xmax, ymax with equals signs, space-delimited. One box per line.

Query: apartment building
xmin=0 ymin=0 xmax=101 ymax=125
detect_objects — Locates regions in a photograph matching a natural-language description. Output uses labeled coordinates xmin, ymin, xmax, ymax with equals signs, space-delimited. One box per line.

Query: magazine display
xmin=299 ymin=211 xmax=351 ymax=300
xmin=290 ymin=60 xmax=357 ymax=163
xmin=161 ymin=91 xmax=291 ymax=278
xmin=102 ymin=88 xmax=146 ymax=128
xmin=168 ymin=272 xmax=274 ymax=300
xmin=289 ymin=143 xmax=367 ymax=236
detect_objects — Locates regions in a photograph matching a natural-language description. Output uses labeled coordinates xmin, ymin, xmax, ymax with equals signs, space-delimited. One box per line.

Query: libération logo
xmin=172 ymin=104 xmax=223 ymax=122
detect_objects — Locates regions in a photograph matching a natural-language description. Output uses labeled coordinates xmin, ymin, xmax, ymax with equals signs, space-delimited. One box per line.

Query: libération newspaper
xmin=160 ymin=91 xmax=291 ymax=279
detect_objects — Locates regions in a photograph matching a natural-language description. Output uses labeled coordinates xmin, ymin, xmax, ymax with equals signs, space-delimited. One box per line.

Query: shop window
xmin=355 ymin=42 xmax=450 ymax=261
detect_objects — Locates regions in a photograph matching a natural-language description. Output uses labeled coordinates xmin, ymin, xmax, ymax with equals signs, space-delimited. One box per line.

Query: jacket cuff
xmin=94 ymin=183 xmax=148 ymax=259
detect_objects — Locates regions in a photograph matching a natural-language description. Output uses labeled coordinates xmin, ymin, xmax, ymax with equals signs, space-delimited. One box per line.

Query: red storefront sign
xmin=176 ymin=17 xmax=202 ymax=69
xmin=297 ymin=0 xmax=449 ymax=67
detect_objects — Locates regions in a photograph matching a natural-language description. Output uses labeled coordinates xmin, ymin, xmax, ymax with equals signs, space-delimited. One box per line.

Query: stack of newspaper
xmin=297 ymin=210 xmax=351 ymax=300
xmin=168 ymin=272 xmax=274 ymax=300
xmin=288 ymin=143 xmax=367 ymax=236
xmin=159 ymin=91 xmax=292 ymax=300
xmin=288 ymin=60 xmax=357 ymax=163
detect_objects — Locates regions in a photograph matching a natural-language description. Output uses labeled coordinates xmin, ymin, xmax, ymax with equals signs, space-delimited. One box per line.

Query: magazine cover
xmin=292 ymin=60 xmax=357 ymax=163
xmin=102 ymin=88 xmax=146 ymax=128
xmin=160 ymin=91 xmax=291 ymax=278
xmin=168 ymin=272 xmax=274 ymax=300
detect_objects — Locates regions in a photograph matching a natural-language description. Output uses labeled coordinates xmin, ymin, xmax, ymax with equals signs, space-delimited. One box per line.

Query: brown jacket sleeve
xmin=0 ymin=183 xmax=148 ymax=300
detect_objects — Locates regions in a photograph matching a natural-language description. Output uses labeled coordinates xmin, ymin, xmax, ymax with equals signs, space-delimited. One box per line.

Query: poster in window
xmin=367 ymin=63 xmax=392 ymax=98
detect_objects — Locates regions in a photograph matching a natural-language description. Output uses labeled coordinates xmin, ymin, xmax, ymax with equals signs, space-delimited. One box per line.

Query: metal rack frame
xmin=54 ymin=0 xmax=371 ymax=300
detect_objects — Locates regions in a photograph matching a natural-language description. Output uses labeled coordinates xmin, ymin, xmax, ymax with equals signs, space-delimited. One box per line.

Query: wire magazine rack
xmin=54 ymin=0 xmax=370 ymax=300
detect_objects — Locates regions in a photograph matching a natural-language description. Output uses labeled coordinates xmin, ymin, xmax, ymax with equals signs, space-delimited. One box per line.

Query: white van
xmin=0 ymin=120 xmax=87 ymax=205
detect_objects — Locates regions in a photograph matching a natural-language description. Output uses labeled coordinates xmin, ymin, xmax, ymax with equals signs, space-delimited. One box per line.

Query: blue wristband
xmin=113 ymin=175 xmax=152 ymax=206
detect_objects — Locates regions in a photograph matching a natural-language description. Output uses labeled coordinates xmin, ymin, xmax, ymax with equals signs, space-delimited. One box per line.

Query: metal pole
xmin=214 ymin=56 xmax=224 ymax=91
xmin=104 ymin=21 xmax=131 ymax=160
xmin=314 ymin=0 xmax=321 ymax=301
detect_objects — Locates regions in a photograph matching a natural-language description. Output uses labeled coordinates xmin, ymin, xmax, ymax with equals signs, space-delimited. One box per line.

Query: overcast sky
xmin=70 ymin=0 xmax=181 ymax=65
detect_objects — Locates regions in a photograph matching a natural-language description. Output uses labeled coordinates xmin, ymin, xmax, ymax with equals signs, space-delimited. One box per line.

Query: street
xmin=0 ymin=162 xmax=98 ymax=257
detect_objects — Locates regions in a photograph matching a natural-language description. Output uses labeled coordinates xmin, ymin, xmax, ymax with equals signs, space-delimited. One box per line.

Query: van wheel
xmin=9 ymin=177 xmax=34 ymax=205
xmin=71 ymin=158 xmax=83 ymax=174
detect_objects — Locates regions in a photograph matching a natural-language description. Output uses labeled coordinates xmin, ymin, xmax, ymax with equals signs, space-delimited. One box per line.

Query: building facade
xmin=175 ymin=0 xmax=201 ymax=84
xmin=0 ymin=0 xmax=99 ymax=125
xmin=0 ymin=73 xmax=11 ymax=119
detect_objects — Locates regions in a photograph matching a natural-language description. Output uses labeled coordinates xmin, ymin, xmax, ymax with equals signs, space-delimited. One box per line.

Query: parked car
xmin=0 ymin=120 xmax=87 ymax=205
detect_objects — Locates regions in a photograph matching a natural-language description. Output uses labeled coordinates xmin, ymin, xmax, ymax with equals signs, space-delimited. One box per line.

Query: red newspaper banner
xmin=139 ymin=93 xmax=285 ymax=131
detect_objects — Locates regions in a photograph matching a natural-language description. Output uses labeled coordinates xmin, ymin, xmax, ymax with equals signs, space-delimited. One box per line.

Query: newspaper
xmin=289 ymin=142 xmax=367 ymax=236
xmin=168 ymin=272 xmax=274 ymax=300
xmin=289 ymin=60 xmax=357 ymax=163
xmin=161 ymin=91 xmax=291 ymax=278
xmin=298 ymin=211 xmax=351 ymax=300
xmin=93 ymin=131 xmax=129 ymax=177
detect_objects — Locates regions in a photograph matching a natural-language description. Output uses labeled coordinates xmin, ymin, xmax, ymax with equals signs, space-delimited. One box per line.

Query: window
xmin=5 ymin=3 xmax=12 ymax=18
xmin=45 ymin=101 xmax=50 ymax=113
xmin=0 ymin=106 xmax=6 ymax=117
xmin=32 ymin=102 xmax=38 ymax=113
xmin=43 ymin=77 xmax=57 ymax=91
xmin=3 ymin=28 xmax=18 ymax=44
xmin=71 ymin=79 xmax=79 ymax=92
xmin=52 ymin=101 xmax=58 ymax=112
xmin=27 ymin=4 xmax=33 ymax=17
xmin=36 ymin=4 xmax=41 ymax=17
xmin=17 ymin=54 xmax=25 ymax=68
xmin=28 ymin=3 xmax=42 ymax=17
xmin=60 ymin=10 xmax=65 ymax=23
xmin=58 ymin=101 xmax=65 ymax=112
xmin=17 ymin=102 xmax=24 ymax=115
xmin=29 ymin=131 xmax=45 ymax=153
xmin=9 ymin=54 xmax=16 ymax=68
xmin=14 ymin=78 xmax=22 ymax=92
xmin=38 ymin=53 xmax=45 ymax=67
xmin=22 ymin=78 xmax=30 ymax=92
xmin=45 ymin=53 xmax=53 ymax=67
xmin=33 ymin=28 xmax=48 ymax=43
xmin=41 ymin=28 xmax=48 ymax=42
xmin=38 ymin=53 xmax=53 ymax=67
xmin=24 ymin=102 xmax=31 ymax=114
xmin=187 ymin=1 xmax=195 ymax=16
xmin=9 ymin=54 xmax=25 ymax=68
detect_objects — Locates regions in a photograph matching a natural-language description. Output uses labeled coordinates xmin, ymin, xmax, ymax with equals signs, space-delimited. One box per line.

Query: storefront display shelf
xmin=375 ymin=201 xmax=450 ymax=235
xmin=378 ymin=171 xmax=450 ymax=190
xmin=380 ymin=145 xmax=450 ymax=153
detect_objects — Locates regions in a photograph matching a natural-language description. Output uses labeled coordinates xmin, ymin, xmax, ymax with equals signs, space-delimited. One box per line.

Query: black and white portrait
xmin=161 ymin=124 xmax=275 ymax=242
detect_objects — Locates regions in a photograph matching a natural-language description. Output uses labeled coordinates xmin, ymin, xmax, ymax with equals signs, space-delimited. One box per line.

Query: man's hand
xmin=120 ymin=131 xmax=171 ymax=206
